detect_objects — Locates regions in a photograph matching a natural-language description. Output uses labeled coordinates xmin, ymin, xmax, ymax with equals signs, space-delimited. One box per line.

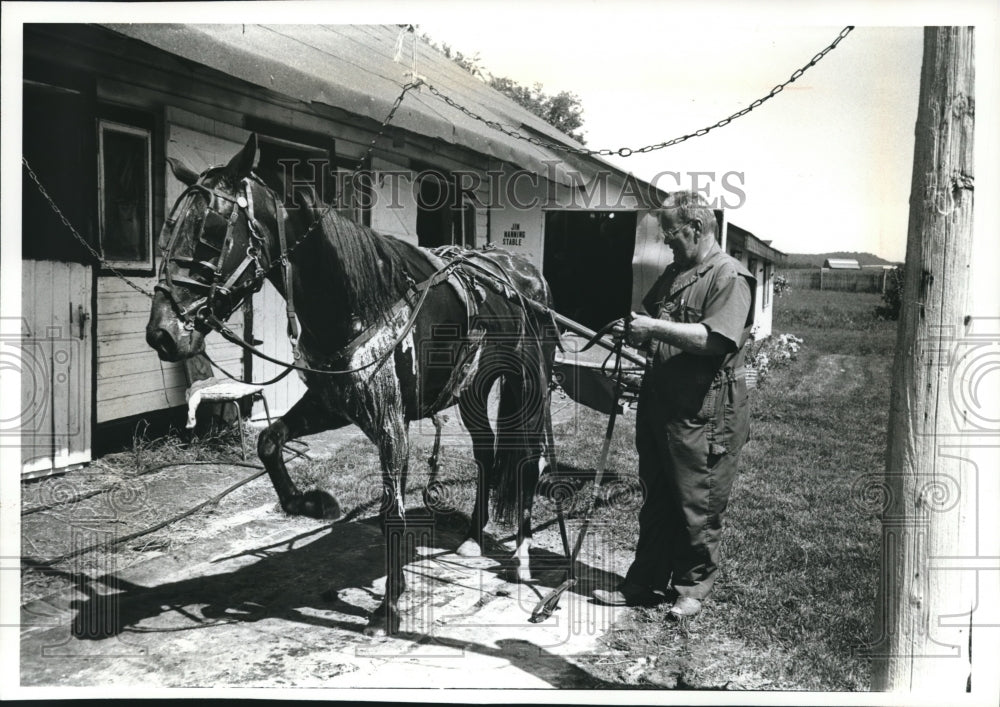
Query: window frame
xmin=97 ymin=119 xmax=154 ymax=271
xmin=762 ymin=261 xmax=772 ymax=308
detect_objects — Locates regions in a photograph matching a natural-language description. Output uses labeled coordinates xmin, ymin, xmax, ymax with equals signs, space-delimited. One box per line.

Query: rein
xmin=158 ymin=176 xmax=567 ymax=383
xmin=205 ymin=256 xmax=467 ymax=379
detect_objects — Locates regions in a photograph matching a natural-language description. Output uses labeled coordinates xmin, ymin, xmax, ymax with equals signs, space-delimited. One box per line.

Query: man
xmin=593 ymin=191 xmax=755 ymax=618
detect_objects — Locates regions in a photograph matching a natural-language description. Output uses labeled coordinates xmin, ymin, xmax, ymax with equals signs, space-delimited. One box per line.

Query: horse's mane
xmin=248 ymin=171 xmax=421 ymax=327
xmin=311 ymin=207 xmax=418 ymax=326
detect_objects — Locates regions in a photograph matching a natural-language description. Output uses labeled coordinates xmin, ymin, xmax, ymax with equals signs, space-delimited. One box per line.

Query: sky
xmin=416 ymin=20 xmax=923 ymax=261
xmin=1 ymin=1 xmax=997 ymax=264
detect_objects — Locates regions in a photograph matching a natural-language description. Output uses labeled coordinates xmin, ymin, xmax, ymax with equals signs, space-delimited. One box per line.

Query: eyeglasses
xmin=661 ymin=224 xmax=683 ymax=238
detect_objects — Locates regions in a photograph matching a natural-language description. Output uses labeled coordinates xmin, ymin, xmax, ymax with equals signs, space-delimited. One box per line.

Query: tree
xmin=421 ymin=34 xmax=588 ymax=144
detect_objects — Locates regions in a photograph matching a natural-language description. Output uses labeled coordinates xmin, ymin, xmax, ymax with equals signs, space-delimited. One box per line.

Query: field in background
xmin=777 ymin=268 xmax=893 ymax=294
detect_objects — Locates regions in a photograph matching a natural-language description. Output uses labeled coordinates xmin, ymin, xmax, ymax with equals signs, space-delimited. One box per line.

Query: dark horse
xmin=146 ymin=135 xmax=558 ymax=635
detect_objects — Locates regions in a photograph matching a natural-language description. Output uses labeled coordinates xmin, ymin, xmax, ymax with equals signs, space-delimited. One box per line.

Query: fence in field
xmin=777 ymin=268 xmax=892 ymax=293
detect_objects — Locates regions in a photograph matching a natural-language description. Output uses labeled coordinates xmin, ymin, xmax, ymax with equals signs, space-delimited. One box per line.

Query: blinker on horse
xmin=146 ymin=134 xmax=559 ymax=636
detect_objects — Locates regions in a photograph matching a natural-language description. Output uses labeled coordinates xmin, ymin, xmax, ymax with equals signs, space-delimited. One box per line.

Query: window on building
xmin=331 ymin=161 xmax=371 ymax=226
xmin=457 ymin=197 xmax=477 ymax=248
xmin=762 ymin=262 xmax=772 ymax=308
xmin=415 ymin=171 xmax=477 ymax=248
xmin=257 ymin=134 xmax=331 ymax=206
xmin=98 ymin=120 xmax=153 ymax=269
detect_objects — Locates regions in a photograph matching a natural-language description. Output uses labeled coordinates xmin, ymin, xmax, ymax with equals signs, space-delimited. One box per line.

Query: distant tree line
xmin=421 ymin=34 xmax=587 ymax=144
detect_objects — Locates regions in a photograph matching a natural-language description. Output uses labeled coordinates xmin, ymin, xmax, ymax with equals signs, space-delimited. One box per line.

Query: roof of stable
xmin=101 ymin=23 xmax=621 ymax=186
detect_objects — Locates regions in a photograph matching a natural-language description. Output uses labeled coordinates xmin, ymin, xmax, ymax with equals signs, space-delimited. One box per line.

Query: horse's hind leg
xmin=257 ymin=387 xmax=349 ymax=519
xmin=457 ymin=369 xmax=501 ymax=557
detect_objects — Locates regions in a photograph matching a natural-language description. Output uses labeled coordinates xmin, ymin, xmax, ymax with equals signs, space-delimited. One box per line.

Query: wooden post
xmin=871 ymin=27 xmax=981 ymax=693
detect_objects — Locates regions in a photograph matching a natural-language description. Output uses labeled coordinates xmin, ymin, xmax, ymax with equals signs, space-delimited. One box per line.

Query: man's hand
xmin=611 ymin=311 xmax=732 ymax=356
xmin=610 ymin=312 xmax=657 ymax=348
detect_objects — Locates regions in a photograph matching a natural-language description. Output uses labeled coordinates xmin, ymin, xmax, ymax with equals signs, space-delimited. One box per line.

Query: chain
xmin=260 ymin=80 xmax=424 ymax=277
xmin=22 ymin=24 xmax=853 ymax=307
xmin=424 ymin=26 xmax=854 ymax=158
xmin=22 ymin=158 xmax=156 ymax=298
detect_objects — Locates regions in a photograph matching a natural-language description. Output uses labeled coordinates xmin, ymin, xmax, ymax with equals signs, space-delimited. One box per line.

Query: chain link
xmin=423 ymin=26 xmax=854 ymax=158
xmin=22 ymin=157 xmax=155 ymax=298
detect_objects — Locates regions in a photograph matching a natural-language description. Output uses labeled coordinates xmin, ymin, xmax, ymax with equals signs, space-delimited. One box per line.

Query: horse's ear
xmin=166 ymin=157 xmax=200 ymax=186
xmin=226 ymin=134 xmax=258 ymax=179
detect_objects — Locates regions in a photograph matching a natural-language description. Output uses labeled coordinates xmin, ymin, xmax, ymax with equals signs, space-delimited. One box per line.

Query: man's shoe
xmin=592 ymin=585 xmax=663 ymax=607
xmin=667 ymin=596 xmax=702 ymax=618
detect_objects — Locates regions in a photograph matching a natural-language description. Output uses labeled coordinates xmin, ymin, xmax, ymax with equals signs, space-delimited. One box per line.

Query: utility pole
xmin=871 ymin=26 xmax=997 ymax=698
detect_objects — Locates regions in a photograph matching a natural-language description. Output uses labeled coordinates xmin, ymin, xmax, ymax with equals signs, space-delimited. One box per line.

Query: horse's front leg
xmin=361 ymin=413 xmax=410 ymax=637
xmin=257 ymin=387 xmax=348 ymax=519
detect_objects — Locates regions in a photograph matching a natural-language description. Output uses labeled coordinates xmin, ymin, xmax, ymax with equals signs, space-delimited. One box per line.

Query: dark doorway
xmin=543 ymin=211 xmax=637 ymax=331
xmin=22 ymin=77 xmax=95 ymax=262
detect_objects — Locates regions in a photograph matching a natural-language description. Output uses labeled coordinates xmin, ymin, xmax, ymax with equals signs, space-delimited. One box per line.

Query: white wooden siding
xmin=96 ymin=280 xmax=245 ymax=422
xmin=20 ymin=261 xmax=93 ymax=476
xmin=250 ymin=280 xmax=308 ymax=420
xmin=96 ymin=276 xmax=182 ymax=422
xmin=631 ymin=210 xmax=672 ymax=312
xmin=370 ymin=157 xmax=420 ymax=245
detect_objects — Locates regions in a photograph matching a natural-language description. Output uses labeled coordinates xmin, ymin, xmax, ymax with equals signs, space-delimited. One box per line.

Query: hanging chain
xmin=258 ymin=80 xmax=424 ymax=277
xmin=22 ymin=157 xmax=155 ymax=298
xmin=423 ymin=26 xmax=854 ymax=158
xmin=20 ymin=25 xmax=853 ymax=302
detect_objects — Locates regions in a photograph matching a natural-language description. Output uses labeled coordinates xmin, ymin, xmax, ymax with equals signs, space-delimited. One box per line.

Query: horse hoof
xmin=363 ymin=612 xmax=400 ymax=638
xmin=456 ymin=538 xmax=482 ymax=557
xmin=501 ymin=567 xmax=536 ymax=584
xmin=301 ymin=490 xmax=341 ymax=519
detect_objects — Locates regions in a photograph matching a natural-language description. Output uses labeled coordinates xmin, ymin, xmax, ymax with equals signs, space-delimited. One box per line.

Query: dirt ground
xmin=19 ymin=399 xmax=636 ymax=691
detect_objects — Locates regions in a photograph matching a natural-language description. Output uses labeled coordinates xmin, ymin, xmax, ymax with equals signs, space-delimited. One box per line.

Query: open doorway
xmin=543 ymin=211 xmax=637 ymax=330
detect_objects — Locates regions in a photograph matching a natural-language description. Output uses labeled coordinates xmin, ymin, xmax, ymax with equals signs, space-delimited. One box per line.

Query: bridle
xmin=155 ymin=172 xmax=562 ymax=382
xmin=155 ymin=170 xmax=454 ymax=381
xmin=156 ymin=173 xmax=295 ymax=343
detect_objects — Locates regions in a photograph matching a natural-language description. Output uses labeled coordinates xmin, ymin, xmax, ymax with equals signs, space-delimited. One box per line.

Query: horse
xmin=146 ymin=134 xmax=559 ymax=635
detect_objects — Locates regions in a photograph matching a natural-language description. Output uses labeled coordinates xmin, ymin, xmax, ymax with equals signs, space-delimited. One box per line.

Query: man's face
xmin=660 ymin=212 xmax=701 ymax=267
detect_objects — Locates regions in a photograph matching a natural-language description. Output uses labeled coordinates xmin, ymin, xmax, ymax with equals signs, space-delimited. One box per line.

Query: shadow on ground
xmin=23 ymin=505 xmax=628 ymax=689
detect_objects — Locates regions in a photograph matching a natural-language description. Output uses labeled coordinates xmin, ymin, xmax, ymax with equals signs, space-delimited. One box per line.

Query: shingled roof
xmin=101 ymin=23 xmax=619 ymax=186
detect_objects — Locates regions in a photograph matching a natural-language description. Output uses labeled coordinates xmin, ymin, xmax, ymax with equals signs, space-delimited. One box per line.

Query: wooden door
xmin=19 ymin=260 xmax=93 ymax=477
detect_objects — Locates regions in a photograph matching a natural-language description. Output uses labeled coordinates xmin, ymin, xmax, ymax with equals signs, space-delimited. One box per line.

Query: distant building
xmin=823 ymin=258 xmax=861 ymax=270
xmin=724 ymin=222 xmax=786 ymax=339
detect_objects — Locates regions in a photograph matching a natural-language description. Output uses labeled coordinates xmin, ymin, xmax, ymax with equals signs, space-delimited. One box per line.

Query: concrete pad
xmin=20 ymin=503 xmax=626 ymax=688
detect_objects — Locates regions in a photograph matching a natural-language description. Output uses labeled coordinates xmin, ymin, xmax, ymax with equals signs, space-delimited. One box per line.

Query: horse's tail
xmin=490 ymin=322 xmax=556 ymax=524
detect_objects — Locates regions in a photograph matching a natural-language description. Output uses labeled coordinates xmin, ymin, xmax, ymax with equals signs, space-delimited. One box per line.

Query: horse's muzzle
xmin=146 ymin=326 xmax=179 ymax=361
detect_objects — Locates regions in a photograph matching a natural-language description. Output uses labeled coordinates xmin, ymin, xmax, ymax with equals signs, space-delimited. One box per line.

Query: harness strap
xmin=203 ymin=257 xmax=467 ymax=379
xmin=273 ymin=191 xmax=301 ymax=353
xmin=220 ymin=255 xmax=257 ymax=293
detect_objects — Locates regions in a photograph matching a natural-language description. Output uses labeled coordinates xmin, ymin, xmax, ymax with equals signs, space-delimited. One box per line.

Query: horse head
xmin=146 ymin=134 xmax=280 ymax=361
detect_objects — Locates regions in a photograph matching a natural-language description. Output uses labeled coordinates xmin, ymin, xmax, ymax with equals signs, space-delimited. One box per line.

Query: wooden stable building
xmin=19 ymin=23 xmax=779 ymax=475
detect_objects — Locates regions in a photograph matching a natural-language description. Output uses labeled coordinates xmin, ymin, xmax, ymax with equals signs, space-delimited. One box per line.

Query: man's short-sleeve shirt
xmin=641 ymin=244 xmax=755 ymax=419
